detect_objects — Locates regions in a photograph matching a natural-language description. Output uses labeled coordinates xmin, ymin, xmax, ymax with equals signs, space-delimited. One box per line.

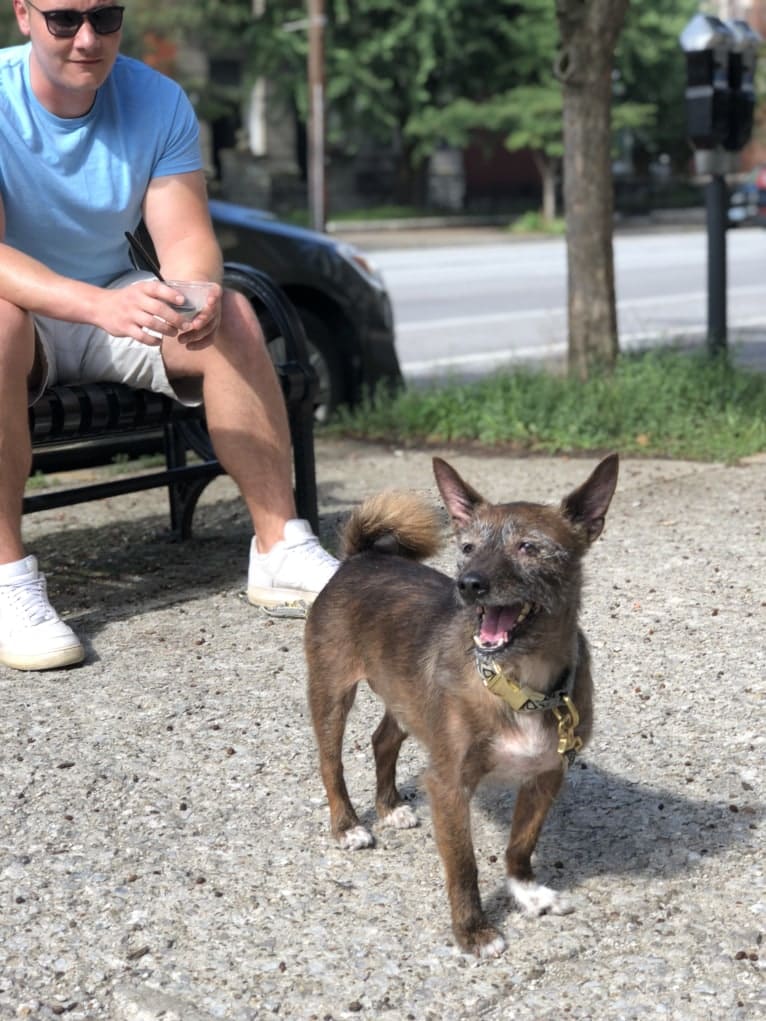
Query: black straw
xmin=124 ymin=230 xmax=165 ymax=282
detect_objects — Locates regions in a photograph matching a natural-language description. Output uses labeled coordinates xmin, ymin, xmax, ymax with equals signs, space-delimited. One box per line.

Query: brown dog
xmin=304 ymin=454 xmax=618 ymax=956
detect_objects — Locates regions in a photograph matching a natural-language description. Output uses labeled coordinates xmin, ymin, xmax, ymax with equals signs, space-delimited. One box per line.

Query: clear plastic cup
xmin=165 ymin=280 xmax=216 ymax=322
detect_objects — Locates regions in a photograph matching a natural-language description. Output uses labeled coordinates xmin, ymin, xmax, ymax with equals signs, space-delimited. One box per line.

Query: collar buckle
xmin=481 ymin=663 xmax=552 ymax=712
xmin=552 ymin=695 xmax=583 ymax=767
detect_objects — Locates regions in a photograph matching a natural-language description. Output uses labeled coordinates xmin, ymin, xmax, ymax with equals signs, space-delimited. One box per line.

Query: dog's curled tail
xmin=341 ymin=491 xmax=443 ymax=561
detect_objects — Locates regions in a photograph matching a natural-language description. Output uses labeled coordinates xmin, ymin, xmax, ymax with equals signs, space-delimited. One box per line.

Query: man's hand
xmin=171 ymin=283 xmax=223 ymax=351
xmin=92 ymin=278 xmax=221 ymax=346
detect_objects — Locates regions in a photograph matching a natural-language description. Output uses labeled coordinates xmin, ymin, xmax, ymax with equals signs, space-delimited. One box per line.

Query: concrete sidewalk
xmin=1 ymin=439 xmax=764 ymax=1020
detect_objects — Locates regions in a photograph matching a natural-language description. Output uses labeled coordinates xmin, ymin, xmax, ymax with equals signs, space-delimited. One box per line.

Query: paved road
xmin=343 ymin=225 xmax=766 ymax=380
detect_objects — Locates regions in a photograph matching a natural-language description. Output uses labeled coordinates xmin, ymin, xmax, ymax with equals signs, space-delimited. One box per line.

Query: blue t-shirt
xmin=0 ymin=45 xmax=202 ymax=286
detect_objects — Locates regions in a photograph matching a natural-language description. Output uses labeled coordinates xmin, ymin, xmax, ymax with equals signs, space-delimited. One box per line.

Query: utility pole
xmin=307 ymin=0 xmax=326 ymax=232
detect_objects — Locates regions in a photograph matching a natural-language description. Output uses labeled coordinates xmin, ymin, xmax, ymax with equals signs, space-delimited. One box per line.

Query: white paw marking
xmin=337 ymin=825 xmax=374 ymax=850
xmin=381 ymin=804 xmax=419 ymax=829
xmin=508 ymin=878 xmax=574 ymax=917
xmin=478 ymin=934 xmax=507 ymax=959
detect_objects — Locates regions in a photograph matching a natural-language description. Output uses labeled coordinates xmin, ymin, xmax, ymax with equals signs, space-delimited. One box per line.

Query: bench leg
xmin=163 ymin=423 xmax=217 ymax=540
xmin=164 ymin=405 xmax=317 ymax=541
xmin=290 ymin=399 xmax=319 ymax=534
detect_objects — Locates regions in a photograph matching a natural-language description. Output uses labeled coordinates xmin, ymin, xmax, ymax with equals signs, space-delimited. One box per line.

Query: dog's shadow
xmin=384 ymin=761 xmax=761 ymax=926
xmin=473 ymin=762 xmax=762 ymax=922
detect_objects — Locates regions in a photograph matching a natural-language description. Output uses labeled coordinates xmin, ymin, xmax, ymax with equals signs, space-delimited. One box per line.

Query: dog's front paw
xmin=337 ymin=824 xmax=375 ymax=850
xmin=380 ymin=804 xmax=419 ymax=830
xmin=460 ymin=925 xmax=507 ymax=958
xmin=508 ymin=878 xmax=574 ymax=917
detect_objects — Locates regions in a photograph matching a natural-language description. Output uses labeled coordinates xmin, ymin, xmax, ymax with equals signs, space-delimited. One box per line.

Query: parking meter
xmin=724 ymin=19 xmax=761 ymax=152
xmin=679 ymin=13 xmax=735 ymax=151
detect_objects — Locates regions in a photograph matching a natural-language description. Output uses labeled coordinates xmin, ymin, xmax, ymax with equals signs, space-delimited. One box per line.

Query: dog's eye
xmin=518 ymin=541 xmax=539 ymax=556
xmin=461 ymin=542 xmax=474 ymax=555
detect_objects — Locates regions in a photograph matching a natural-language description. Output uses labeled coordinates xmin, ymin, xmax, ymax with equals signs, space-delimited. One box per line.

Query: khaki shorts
xmin=29 ymin=270 xmax=202 ymax=408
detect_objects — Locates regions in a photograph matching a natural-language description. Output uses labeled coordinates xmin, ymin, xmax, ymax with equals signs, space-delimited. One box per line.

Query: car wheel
xmin=292 ymin=307 xmax=348 ymax=423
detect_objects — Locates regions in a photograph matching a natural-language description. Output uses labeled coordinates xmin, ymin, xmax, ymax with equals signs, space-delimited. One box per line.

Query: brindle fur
xmin=304 ymin=454 xmax=618 ymax=957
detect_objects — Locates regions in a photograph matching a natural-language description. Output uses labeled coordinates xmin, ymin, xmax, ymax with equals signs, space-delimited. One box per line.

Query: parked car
xmin=209 ymin=199 xmax=402 ymax=420
xmin=728 ymin=165 xmax=766 ymax=228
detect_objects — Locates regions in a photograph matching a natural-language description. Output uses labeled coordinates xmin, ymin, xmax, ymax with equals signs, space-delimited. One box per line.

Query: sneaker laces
xmin=2 ymin=574 xmax=57 ymax=627
xmin=291 ymin=537 xmax=338 ymax=568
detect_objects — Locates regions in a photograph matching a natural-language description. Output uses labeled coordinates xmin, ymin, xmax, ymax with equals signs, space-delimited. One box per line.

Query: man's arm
xmin=0 ymin=191 xmax=199 ymax=344
xmin=142 ymin=170 xmax=224 ymax=285
xmin=141 ymin=170 xmax=225 ymax=350
xmin=0 ymin=192 xmax=104 ymax=323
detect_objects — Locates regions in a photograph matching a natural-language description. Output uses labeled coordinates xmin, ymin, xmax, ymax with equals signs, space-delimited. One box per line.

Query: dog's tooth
xmin=517 ymin=602 xmax=531 ymax=623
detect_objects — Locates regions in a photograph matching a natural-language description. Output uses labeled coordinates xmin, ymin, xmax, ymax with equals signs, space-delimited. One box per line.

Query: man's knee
xmin=0 ymin=300 xmax=37 ymax=381
xmin=219 ymin=288 xmax=271 ymax=362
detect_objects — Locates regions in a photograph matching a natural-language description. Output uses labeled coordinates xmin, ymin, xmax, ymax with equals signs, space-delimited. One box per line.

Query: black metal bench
xmin=24 ymin=263 xmax=319 ymax=538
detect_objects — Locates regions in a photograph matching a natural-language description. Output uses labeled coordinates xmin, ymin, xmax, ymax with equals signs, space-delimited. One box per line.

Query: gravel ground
xmin=1 ymin=439 xmax=764 ymax=1021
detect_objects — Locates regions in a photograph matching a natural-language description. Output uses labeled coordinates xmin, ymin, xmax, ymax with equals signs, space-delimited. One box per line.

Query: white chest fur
xmin=489 ymin=713 xmax=561 ymax=781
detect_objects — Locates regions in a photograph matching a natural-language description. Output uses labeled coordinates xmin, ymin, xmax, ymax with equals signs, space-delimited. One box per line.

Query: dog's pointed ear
xmin=561 ymin=453 xmax=619 ymax=544
xmin=433 ymin=457 xmax=485 ymax=528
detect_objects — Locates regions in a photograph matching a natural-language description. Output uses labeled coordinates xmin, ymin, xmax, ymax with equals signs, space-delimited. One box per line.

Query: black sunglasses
xmin=26 ymin=1 xmax=124 ymax=38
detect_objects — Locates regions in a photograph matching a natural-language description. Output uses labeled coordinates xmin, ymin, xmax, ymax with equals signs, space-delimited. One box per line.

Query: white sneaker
xmin=247 ymin=519 xmax=339 ymax=609
xmin=0 ymin=556 xmax=85 ymax=671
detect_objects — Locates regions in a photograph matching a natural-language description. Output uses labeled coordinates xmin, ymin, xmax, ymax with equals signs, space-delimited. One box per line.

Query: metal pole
xmin=307 ymin=0 xmax=326 ymax=232
xmin=706 ymin=172 xmax=728 ymax=354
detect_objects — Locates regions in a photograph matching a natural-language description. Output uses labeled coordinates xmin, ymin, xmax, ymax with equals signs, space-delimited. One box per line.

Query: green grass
xmin=509 ymin=211 xmax=567 ymax=235
xmin=26 ymin=452 xmax=170 ymax=493
xmin=325 ymin=348 xmax=766 ymax=462
xmin=105 ymin=452 xmax=166 ymax=474
xmin=328 ymin=205 xmax=431 ymax=222
xmin=282 ymin=205 xmax=431 ymax=228
xmin=286 ymin=203 xmax=538 ymax=228
xmin=26 ymin=471 xmax=62 ymax=491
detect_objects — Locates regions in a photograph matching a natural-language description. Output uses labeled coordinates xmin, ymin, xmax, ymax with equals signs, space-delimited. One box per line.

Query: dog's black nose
xmin=458 ymin=571 xmax=489 ymax=603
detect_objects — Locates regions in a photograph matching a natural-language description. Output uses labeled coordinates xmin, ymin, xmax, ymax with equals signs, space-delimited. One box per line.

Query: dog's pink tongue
xmin=480 ymin=605 xmax=522 ymax=645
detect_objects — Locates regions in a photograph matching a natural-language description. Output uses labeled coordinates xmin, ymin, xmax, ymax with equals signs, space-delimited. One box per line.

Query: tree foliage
xmin=0 ymin=5 xmax=22 ymax=44
xmin=152 ymin=0 xmax=697 ymax=214
xmin=237 ymin=0 xmax=526 ymax=198
xmin=616 ymin=0 xmax=699 ymax=170
xmin=0 ymin=0 xmax=716 ymax=197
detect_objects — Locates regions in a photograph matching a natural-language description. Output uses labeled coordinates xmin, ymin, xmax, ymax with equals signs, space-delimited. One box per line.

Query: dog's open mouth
xmin=472 ymin=601 xmax=538 ymax=653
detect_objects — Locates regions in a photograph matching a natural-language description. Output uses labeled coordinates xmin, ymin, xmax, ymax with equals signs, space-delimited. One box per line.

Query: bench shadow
xmin=23 ymin=494 xmax=342 ymax=640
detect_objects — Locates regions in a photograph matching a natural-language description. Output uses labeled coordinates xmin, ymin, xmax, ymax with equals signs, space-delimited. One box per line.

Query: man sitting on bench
xmin=0 ymin=0 xmax=338 ymax=671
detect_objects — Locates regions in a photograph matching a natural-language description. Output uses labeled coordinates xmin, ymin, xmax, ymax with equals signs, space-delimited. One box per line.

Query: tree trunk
xmin=556 ymin=0 xmax=629 ymax=380
xmin=394 ymin=144 xmax=427 ymax=206
xmin=532 ymin=151 xmax=559 ymax=223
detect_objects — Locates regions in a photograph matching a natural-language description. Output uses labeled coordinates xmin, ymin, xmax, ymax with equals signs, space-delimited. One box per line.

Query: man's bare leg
xmin=0 ymin=300 xmax=35 ymax=565
xmin=162 ymin=289 xmax=338 ymax=607
xmin=0 ymin=299 xmax=84 ymax=670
